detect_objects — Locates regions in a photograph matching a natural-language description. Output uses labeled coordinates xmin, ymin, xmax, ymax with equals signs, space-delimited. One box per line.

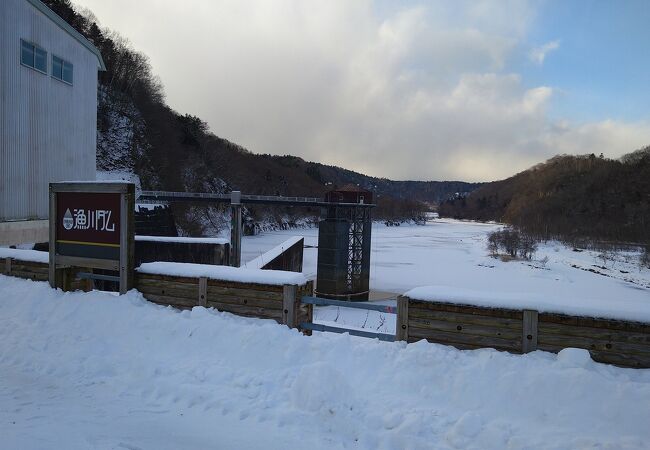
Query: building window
xmin=52 ymin=55 xmax=73 ymax=85
xmin=20 ymin=39 xmax=47 ymax=73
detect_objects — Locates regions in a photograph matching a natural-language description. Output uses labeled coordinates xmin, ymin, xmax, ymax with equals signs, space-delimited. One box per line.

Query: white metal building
xmin=0 ymin=0 xmax=105 ymax=245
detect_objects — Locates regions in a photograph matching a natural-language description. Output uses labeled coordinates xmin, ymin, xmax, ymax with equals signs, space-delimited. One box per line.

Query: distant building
xmin=0 ymin=0 xmax=105 ymax=245
xmin=324 ymin=184 xmax=373 ymax=205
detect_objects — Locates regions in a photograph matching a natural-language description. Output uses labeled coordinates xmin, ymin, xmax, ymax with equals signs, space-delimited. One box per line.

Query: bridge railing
xmin=299 ymin=295 xmax=397 ymax=342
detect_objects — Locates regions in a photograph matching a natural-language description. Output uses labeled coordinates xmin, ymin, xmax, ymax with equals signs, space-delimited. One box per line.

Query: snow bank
xmin=135 ymin=235 xmax=228 ymax=245
xmin=137 ymin=261 xmax=308 ymax=286
xmin=244 ymin=235 xmax=303 ymax=269
xmin=96 ymin=170 xmax=141 ymax=188
xmin=1 ymin=275 xmax=649 ymax=449
xmin=405 ymin=284 xmax=650 ymax=323
xmin=0 ymin=248 xmax=48 ymax=263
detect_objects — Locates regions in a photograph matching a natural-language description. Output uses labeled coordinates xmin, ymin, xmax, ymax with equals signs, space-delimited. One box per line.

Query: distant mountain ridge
xmin=266 ymin=155 xmax=482 ymax=204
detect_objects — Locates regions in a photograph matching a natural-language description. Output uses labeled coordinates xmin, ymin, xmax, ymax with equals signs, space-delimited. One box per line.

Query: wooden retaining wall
xmin=4 ymin=260 xmax=648 ymax=368
xmin=135 ymin=272 xmax=313 ymax=328
xmin=2 ymin=257 xmax=89 ymax=291
xmin=1 ymin=257 xmax=312 ymax=328
xmin=397 ymin=296 xmax=650 ymax=368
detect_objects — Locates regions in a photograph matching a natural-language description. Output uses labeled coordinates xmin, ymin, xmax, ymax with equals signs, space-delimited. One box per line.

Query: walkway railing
xmin=299 ymin=296 xmax=397 ymax=342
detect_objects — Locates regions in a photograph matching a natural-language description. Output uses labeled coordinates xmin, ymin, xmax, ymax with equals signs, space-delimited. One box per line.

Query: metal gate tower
xmin=316 ymin=185 xmax=373 ymax=301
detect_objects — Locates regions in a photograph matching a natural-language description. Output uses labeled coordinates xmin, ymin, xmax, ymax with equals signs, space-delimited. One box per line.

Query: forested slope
xmin=439 ymin=148 xmax=650 ymax=246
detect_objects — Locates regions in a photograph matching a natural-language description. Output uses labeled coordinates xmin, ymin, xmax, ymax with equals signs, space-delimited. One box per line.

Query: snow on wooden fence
xmin=397 ymin=296 xmax=650 ymax=368
xmin=244 ymin=236 xmax=304 ymax=272
xmin=0 ymin=250 xmax=313 ymax=328
xmin=134 ymin=272 xmax=313 ymax=328
xmin=2 ymin=256 xmax=49 ymax=282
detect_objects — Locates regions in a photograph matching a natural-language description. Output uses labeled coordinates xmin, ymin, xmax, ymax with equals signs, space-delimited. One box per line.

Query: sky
xmin=74 ymin=0 xmax=650 ymax=182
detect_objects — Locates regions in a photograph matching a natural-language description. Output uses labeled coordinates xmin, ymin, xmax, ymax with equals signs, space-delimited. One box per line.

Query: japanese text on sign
xmin=63 ymin=208 xmax=115 ymax=232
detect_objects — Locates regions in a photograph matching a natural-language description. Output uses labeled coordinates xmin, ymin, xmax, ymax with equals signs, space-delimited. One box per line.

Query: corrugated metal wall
xmin=1 ymin=0 xmax=97 ymax=221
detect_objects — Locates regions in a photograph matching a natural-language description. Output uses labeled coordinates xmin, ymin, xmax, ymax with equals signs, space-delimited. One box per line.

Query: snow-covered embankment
xmin=1 ymin=275 xmax=649 ymax=449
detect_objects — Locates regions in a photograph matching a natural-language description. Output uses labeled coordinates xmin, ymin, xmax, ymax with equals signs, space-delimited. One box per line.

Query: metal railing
xmin=300 ymin=296 xmax=397 ymax=342
xmin=137 ymin=191 xmax=375 ymax=208
xmin=76 ymin=271 xmax=120 ymax=282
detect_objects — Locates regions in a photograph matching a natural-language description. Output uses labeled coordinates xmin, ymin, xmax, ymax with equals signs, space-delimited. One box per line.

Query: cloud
xmin=74 ymin=0 xmax=650 ymax=182
xmin=529 ymin=40 xmax=560 ymax=65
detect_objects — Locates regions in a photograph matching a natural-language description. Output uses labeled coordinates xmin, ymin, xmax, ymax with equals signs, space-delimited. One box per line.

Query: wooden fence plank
xmin=136 ymin=278 xmax=201 ymax=291
xmin=4 ymin=257 xmax=11 ymax=275
xmin=9 ymin=266 xmax=49 ymax=276
xmin=206 ymin=302 xmax=283 ymax=321
xmin=206 ymin=279 xmax=284 ymax=292
xmin=204 ymin=294 xmax=282 ymax=310
xmin=408 ymin=308 xmax=523 ymax=329
xmin=409 ymin=325 xmax=522 ymax=352
xmin=538 ymin=322 xmax=650 ymax=345
xmin=136 ymin=283 xmax=198 ymax=299
xmin=7 ymin=270 xmax=49 ymax=282
xmin=408 ymin=317 xmax=521 ymax=341
xmin=539 ymin=312 xmax=650 ymax=333
xmin=409 ymin=299 xmax=523 ymax=320
xmin=538 ymin=333 xmax=650 ymax=357
xmin=142 ymin=293 xmax=198 ymax=308
xmin=206 ymin=285 xmax=283 ymax=300
xmin=406 ymin=337 xmax=485 ymax=350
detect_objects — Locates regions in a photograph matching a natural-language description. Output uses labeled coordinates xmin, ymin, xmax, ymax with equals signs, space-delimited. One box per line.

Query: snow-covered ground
xmin=242 ymin=219 xmax=650 ymax=334
xmin=1 ymin=275 xmax=650 ymax=449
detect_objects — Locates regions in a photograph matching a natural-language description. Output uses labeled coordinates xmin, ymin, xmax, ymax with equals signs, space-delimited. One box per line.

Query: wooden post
xmin=282 ymin=284 xmax=298 ymax=328
xmin=522 ymin=309 xmax=538 ymax=353
xmin=4 ymin=257 xmax=11 ymax=275
xmin=396 ymin=296 xmax=409 ymax=342
xmin=198 ymin=277 xmax=208 ymax=307
xmin=48 ymin=187 xmax=57 ymax=288
xmin=61 ymin=268 xmax=72 ymax=291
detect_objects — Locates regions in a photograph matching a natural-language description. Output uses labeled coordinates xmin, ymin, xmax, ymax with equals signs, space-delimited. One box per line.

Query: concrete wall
xmin=0 ymin=220 xmax=48 ymax=246
xmin=259 ymin=237 xmax=304 ymax=273
xmin=135 ymin=238 xmax=230 ymax=267
xmin=0 ymin=0 xmax=99 ymax=222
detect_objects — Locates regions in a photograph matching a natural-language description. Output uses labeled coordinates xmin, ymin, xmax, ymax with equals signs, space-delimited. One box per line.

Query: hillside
xmin=43 ymin=0 xmax=480 ymax=235
xmin=439 ymin=148 xmax=650 ymax=246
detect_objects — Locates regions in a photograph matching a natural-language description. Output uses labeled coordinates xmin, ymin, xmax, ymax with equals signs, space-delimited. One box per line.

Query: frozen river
xmin=242 ymin=218 xmax=650 ymax=300
xmin=242 ymin=219 xmax=650 ymax=334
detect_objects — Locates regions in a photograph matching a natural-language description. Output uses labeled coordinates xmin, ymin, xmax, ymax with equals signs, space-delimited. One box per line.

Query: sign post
xmin=49 ymin=182 xmax=134 ymax=294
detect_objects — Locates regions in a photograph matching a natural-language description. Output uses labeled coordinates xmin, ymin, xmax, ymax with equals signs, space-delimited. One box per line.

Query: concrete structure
xmin=0 ymin=0 xmax=105 ymax=245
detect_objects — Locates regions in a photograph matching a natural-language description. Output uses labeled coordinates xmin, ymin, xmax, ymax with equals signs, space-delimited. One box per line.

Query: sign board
xmin=49 ymin=182 xmax=135 ymax=294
